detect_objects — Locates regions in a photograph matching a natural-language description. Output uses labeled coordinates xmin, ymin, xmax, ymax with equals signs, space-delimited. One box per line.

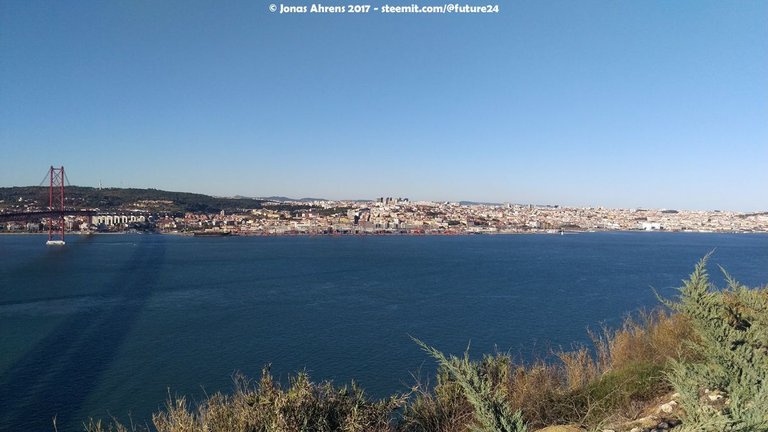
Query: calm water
xmin=0 ymin=232 xmax=766 ymax=431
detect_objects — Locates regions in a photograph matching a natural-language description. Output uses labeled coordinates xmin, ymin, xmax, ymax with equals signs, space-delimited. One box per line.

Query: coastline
xmin=1 ymin=229 xmax=765 ymax=237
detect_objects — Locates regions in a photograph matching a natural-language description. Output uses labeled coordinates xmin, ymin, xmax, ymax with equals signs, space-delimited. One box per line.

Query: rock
xmin=657 ymin=421 xmax=670 ymax=429
xmin=657 ymin=399 xmax=680 ymax=417
xmin=630 ymin=428 xmax=643 ymax=432
xmin=660 ymin=402 xmax=675 ymax=413
xmin=703 ymin=388 xmax=726 ymax=402
xmin=624 ymin=415 xmax=661 ymax=429
xmin=534 ymin=426 xmax=586 ymax=432
xmin=659 ymin=400 xmax=678 ymax=413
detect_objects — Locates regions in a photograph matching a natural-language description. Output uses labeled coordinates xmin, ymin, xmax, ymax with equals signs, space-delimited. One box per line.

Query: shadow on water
xmin=0 ymin=236 xmax=166 ymax=431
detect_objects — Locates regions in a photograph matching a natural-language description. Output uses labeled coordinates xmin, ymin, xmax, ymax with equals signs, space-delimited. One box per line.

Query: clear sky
xmin=1 ymin=1 xmax=766 ymax=211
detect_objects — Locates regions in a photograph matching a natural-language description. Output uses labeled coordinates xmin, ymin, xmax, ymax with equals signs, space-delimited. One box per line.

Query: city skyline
xmin=2 ymin=1 xmax=767 ymax=212
xmin=3 ymin=181 xmax=767 ymax=213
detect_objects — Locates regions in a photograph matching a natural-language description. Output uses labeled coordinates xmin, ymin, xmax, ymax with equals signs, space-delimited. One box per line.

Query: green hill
xmin=0 ymin=186 xmax=264 ymax=214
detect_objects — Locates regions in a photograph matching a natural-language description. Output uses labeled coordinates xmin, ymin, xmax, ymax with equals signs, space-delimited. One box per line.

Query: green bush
xmin=401 ymin=370 xmax=473 ymax=432
xmin=413 ymin=338 xmax=527 ymax=432
xmin=581 ymin=360 xmax=669 ymax=423
xmin=662 ymin=257 xmax=768 ymax=431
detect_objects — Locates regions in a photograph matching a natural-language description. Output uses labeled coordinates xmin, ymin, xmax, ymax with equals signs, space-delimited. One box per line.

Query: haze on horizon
xmin=1 ymin=1 xmax=766 ymax=212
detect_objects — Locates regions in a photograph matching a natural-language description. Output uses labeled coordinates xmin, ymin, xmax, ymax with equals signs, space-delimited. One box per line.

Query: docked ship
xmin=192 ymin=230 xmax=232 ymax=237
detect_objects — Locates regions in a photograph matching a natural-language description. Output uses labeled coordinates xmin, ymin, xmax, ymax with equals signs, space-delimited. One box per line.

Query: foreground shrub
xmin=662 ymin=257 xmax=768 ymax=431
xmin=413 ymin=339 xmax=527 ymax=432
xmin=403 ymin=289 xmax=700 ymax=430
xmin=400 ymin=370 xmax=474 ymax=432
xmin=86 ymin=368 xmax=405 ymax=432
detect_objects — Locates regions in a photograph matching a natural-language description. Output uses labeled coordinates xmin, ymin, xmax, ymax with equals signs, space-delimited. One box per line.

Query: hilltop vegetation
xmin=0 ymin=186 xmax=264 ymax=214
xmin=83 ymin=258 xmax=768 ymax=432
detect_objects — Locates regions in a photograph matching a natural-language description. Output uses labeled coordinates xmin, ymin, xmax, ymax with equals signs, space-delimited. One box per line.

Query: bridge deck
xmin=0 ymin=210 xmax=95 ymax=222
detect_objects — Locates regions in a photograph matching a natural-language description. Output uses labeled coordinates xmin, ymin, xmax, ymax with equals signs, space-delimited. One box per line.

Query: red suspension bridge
xmin=0 ymin=166 xmax=94 ymax=245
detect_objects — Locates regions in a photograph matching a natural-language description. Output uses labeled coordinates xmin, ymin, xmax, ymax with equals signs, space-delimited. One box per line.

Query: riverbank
xmin=2 ymin=229 xmax=766 ymax=238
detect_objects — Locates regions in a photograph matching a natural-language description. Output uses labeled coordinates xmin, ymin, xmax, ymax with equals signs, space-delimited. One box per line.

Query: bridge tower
xmin=47 ymin=166 xmax=66 ymax=245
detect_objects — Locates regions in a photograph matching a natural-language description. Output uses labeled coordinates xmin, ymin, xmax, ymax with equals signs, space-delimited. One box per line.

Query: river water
xmin=0 ymin=232 xmax=766 ymax=430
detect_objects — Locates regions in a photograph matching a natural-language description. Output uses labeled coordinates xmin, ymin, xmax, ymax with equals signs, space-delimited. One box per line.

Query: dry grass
xmin=591 ymin=309 xmax=699 ymax=371
xmin=85 ymin=368 xmax=405 ymax=432
xmin=400 ymin=377 xmax=474 ymax=432
xmin=505 ymin=361 xmax=575 ymax=428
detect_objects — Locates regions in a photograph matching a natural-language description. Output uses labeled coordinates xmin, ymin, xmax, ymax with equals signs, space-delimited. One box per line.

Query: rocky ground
xmin=534 ymin=392 xmax=685 ymax=432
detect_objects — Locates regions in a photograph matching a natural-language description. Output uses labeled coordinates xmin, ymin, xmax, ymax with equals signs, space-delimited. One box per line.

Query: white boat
xmin=46 ymin=240 xmax=66 ymax=246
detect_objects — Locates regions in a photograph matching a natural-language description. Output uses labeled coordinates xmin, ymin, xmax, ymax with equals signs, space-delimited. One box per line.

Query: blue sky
xmin=1 ymin=1 xmax=766 ymax=210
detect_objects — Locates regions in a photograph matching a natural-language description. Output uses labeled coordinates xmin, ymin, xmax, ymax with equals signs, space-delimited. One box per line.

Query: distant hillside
xmin=0 ymin=186 xmax=264 ymax=214
xmin=237 ymin=195 xmax=329 ymax=202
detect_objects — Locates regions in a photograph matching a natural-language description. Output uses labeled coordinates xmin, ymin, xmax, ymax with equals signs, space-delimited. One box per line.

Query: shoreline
xmin=1 ymin=230 xmax=766 ymax=237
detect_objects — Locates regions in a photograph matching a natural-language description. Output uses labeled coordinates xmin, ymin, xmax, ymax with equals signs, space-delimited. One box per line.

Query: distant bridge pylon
xmin=0 ymin=166 xmax=95 ymax=245
xmin=47 ymin=166 xmax=66 ymax=245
